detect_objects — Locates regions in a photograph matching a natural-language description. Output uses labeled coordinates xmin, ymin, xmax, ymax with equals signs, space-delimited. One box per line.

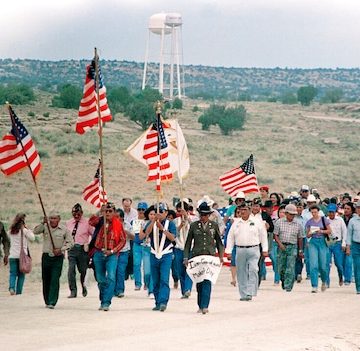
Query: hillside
xmin=0 ymin=59 xmax=360 ymax=101
xmin=0 ymin=91 xmax=359 ymax=227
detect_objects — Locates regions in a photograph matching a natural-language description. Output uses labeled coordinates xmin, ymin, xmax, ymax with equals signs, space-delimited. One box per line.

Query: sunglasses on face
xmin=137 ymin=208 xmax=145 ymax=211
xmin=105 ymin=209 xmax=114 ymax=213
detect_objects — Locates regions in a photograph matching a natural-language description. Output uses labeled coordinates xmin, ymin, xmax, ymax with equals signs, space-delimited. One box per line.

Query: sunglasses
xmin=137 ymin=208 xmax=145 ymax=211
xmin=105 ymin=209 xmax=114 ymax=213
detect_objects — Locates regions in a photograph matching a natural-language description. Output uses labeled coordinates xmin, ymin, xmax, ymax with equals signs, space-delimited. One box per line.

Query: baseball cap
xmin=285 ymin=204 xmax=297 ymax=215
xmin=137 ymin=202 xmax=148 ymax=210
xmin=301 ymin=185 xmax=310 ymax=191
xmin=327 ymin=203 xmax=337 ymax=212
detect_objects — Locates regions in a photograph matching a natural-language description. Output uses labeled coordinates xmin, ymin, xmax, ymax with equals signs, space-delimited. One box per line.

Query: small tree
xmin=172 ymin=97 xmax=183 ymax=109
xmin=281 ymin=91 xmax=298 ymax=105
xmin=198 ymin=104 xmax=246 ymax=135
xmin=198 ymin=104 xmax=225 ymax=131
xmin=51 ymin=84 xmax=82 ymax=109
xmin=0 ymin=84 xmax=36 ymax=105
xmin=218 ymin=105 xmax=246 ymax=135
xmin=321 ymin=88 xmax=343 ymax=103
xmin=107 ymin=86 xmax=133 ymax=114
xmin=124 ymin=87 xmax=164 ymax=130
xmin=297 ymin=86 xmax=318 ymax=106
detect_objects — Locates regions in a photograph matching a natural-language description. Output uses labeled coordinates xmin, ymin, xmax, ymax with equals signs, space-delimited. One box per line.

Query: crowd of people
xmin=0 ymin=185 xmax=359 ymax=313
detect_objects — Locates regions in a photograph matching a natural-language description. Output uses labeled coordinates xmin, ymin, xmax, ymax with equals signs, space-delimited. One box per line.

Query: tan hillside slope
xmin=0 ymin=96 xmax=359 ymax=226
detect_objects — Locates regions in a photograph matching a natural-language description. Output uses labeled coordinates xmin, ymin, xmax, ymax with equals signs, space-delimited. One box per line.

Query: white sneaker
xmin=148 ymin=293 xmax=155 ymax=299
xmin=311 ymin=288 xmax=318 ymax=293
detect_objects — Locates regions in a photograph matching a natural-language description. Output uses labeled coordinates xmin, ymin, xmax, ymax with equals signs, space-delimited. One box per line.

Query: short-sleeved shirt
xmin=305 ymin=217 xmax=330 ymax=238
xmin=274 ymin=218 xmax=303 ymax=244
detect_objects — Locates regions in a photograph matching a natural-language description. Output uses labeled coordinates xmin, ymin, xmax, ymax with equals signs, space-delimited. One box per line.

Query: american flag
xmin=219 ymin=154 xmax=258 ymax=196
xmin=82 ymin=166 xmax=107 ymax=208
xmin=143 ymin=114 xmax=173 ymax=191
xmin=76 ymin=59 xmax=112 ymax=134
xmin=0 ymin=106 xmax=41 ymax=177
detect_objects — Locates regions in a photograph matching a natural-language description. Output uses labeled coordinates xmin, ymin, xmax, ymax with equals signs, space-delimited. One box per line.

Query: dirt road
xmin=0 ymin=261 xmax=359 ymax=351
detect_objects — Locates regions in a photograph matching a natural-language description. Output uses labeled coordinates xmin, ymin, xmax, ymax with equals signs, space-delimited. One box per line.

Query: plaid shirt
xmin=274 ymin=217 xmax=303 ymax=244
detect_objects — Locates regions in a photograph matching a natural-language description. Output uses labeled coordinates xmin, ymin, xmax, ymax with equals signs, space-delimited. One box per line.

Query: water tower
xmin=142 ymin=12 xmax=184 ymax=99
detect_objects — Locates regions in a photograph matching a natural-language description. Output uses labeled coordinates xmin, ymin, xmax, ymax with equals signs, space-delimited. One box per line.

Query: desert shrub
xmin=172 ymin=97 xmax=183 ymax=109
xmin=28 ymin=111 xmax=36 ymax=117
xmin=321 ymin=88 xmax=343 ymax=103
xmin=297 ymin=86 xmax=317 ymax=106
xmin=218 ymin=106 xmax=246 ymax=135
xmin=43 ymin=112 xmax=50 ymax=117
xmin=51 ymin=84 xmax=82 ymax=109
xmin=0 ymin=84 xmax=36 ymax=105
xmin=198 ymin=104 xmax=246 ymax=135
xmin=124 ymin=87 xmax=164 ymax=130
xmin=192 ymin=105 xmax=200 ymax=112
xmin=107 ymin=86 xmax=133 ymax=114
xmin=38 ymin=149 xmax=50 ymax=158
xmin=55 ymin=145 xmax=74 ymax=155
xmin=280 ymin=92 xmax=298 ymax=104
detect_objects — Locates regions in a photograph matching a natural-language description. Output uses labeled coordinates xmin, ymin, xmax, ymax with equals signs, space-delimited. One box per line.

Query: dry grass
xmin=0 ymin=94 xmax=359 ymax=227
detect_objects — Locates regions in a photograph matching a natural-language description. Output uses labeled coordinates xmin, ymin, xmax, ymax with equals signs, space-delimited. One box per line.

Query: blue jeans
xmin=343 ymin=253 xmax=353 ymax=283
xmin=93 ymin=251 xmax=118 ymax=308
xmin=133 ymin=242 xmax=143 ymax=288
xmin=326 ymin=241 xmax=344 ymax=286
xmin=270 ymin=241 xmax=280 ymax=283
xmin=9 ymin=258 xmax=25 ymax=294
xmin=115 ymin=251 xmax=129 ymax=295
xmin=173 ymin=248 xmax=193 ymax=295
xmin=196 ymin=279 xmax=212 ymax=309
xmin=143 ymin=246 xmax=153 ymax=294
xmin=304 ymin=240 xmax=310 ymax=277
xmin=308 ymin=237 xmax=328 ymax=288
xmin=350 ymin=241 xmax=360 ymax=293
xmin=150 ymin=252 xmax=172 ymax=307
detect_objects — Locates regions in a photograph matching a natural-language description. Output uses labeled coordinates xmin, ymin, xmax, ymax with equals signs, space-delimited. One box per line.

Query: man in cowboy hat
xmin=184 ymin=202 xmax=224 ymax=314
xmin=226 ymin=202 xmax=268 ymax=301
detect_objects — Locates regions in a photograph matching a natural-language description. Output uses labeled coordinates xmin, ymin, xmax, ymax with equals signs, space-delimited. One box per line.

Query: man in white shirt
xmin=226 ymin=202 xmax=268 ymax=301
xmin=326 ymin=203 xmax=347 ymax=287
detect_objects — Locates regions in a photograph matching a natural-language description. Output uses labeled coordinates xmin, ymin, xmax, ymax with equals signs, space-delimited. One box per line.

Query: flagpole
xmin=154 ymin=101 xmax=163 ymax=256
xmin=6 ymin=103 xmax=56 ymax=250
xmin=94 ymin=47 xmax=107 ymax=251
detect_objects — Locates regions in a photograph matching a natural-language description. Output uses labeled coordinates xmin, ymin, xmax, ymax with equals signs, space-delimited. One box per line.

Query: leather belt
xmin=236 ymin=244 xmax=259 ymax=248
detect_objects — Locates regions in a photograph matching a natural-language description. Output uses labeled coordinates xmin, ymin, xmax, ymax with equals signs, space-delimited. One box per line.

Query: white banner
xmin=186 ymin=255 xmax=222 ymax=284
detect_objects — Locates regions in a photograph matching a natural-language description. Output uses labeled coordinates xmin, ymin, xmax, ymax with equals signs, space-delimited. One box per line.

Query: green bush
xmin=280 ymin=92 xmax=298 ymax=105
xmin=107 ymin=86 xmax=133 ymax=114
xmin=0 ymin=84 xmax=36 ymax=105
xmin=297 ymin=86 xmax=317 ymax=106
xmin=38 ymin=149 xmax=50 ymax=158
xmin=51 ymin=84 xmax=82 ymax=109
xmin=43 ymin=112 xmax=50 ymax=117
xmin=198 ymin=104 xmax=246 ymax=135
xmin=192 ymin=105 xmax=200 ymax=112
xmin=321 ymin=88 xmax=343 ymax=103
xmin=28 ymin=111 xmax=36 ymax=117
xmin=172 ymin=97 xmax=183 ymax=109
xmin=124 ymin=87 xmax=164 ymax=130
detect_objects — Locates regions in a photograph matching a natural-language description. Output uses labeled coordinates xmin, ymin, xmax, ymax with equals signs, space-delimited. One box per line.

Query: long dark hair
xmin=10 ymin=213 xmax=26 ymax=235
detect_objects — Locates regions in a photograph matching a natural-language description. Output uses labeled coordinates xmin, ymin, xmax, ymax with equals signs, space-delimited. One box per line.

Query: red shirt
xmin=94 ymin=217 xmax=126 ymax=253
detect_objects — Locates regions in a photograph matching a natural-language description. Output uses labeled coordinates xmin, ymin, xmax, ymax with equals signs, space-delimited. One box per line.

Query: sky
xmin=0 ymin=0 xmax=359 ymax=68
